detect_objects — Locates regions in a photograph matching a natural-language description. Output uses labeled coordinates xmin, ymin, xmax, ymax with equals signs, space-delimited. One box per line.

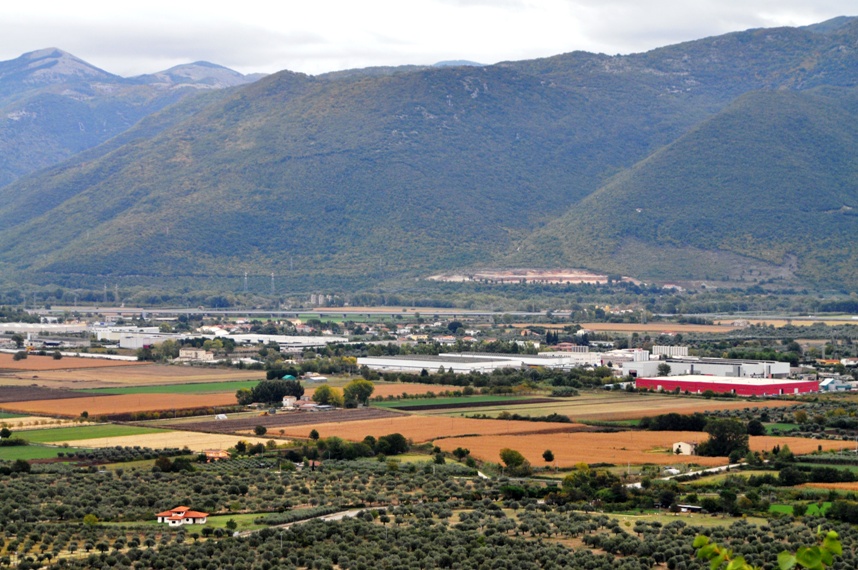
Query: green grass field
xmin=799 ymin=463 xmax=858 ymax=473
xmin=766 ymin=422 xmax=800 ymax=434
xmin=16 ymin=424 xmax=169 ymax=443
xmin=686 ymin=470 xmax=774 ymax=486
xmin=373 ymin=395 xmax=539 ymax=409
xmin=0 ymin=412 xmax=25 ymax=419
xmin=77 ymin=380 xmax=261 ymax=395
xmin=609 ymin=512 xmax=767 ymax=527
xmin=581 ymin=419 xmax=641 ymax=427
xmin=770 ymin=502 xmax=831 ymax=516
xmin=0 ymin=445 xmax=86 ymax=461
xmin=203 ymin=513 xmax=267 ymax=531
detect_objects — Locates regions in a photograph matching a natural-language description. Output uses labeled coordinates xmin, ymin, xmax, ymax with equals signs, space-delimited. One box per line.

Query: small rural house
xmin=282 ymin=396 xmax=298 ymax=409
xmin=204 ymin=449 xmax=229 ymax=462
xmin=178 ymin=348 xmax=215 ymax=361
xmin=156 ymin=506 xmax=209 ymax=526
xmin=672 ymin=441 xmax=698 ymax=456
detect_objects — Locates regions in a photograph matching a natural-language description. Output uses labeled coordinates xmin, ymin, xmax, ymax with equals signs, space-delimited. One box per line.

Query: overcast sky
xmin=0 ymin=1 xmax=854 ymax=77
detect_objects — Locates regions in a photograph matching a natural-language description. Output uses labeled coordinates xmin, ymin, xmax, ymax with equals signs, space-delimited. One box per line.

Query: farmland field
xmin=173 ymin=408 xmax=404 ymax=434
xmin=274 ymin=415 xmax=591 ymax=443
xmin=0 ymin=364 xmax=266 ymax=389
xmin=578 ymin=322 xmax=739 ymax=334
xmin=373 ymin=395 xmax=551 ymax=410
xmin=0 ymin=392 xmax=240 ymax=416
xmin=416 ymin=391 xmax=797 ymax=421
xmin=354 ymin=382 xmax=465 ymax=398
xmin=47 ymin=430 xmax=271 ymax=451
xmin=0 ymin=416 xmax=90 ymax=430
xmin=802 ymin=482 xmax=858 ymax=492
xmin=15 ymin=424 xmax=168 ymax=443
xmin=79 ymin=380 xmax=261 ymax=395
xmin=434 ymin=432 xmax=852 ymax=468
xmin=0 ymin=385 xmax=108 ymax=403
xmin=0 ymin=352 xmax=147 ymax=371
xmin=0 ymin=445 xmax=87 ymax=461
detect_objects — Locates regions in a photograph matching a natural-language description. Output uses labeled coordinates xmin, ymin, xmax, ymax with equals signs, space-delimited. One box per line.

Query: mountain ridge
xmin=0 ymin=48 xmax=260 ymax=187
xmin=1 ymin=20 xmax=858 ymax=292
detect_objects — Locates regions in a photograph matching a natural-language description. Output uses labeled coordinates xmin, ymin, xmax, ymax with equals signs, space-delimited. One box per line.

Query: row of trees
xmin=237 ymin=378 xmax=375 ymax=408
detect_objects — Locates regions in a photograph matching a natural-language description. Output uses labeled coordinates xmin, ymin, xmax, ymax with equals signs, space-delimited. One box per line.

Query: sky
xmin=0 ymin=0 xmax=854 ymax=77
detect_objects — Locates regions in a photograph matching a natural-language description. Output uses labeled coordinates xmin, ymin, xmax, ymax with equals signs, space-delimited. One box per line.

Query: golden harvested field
xmin=0 ymin=364 xmax=265 ymax=389
xmin=803 ymin=482 xmax=858 ymax=492
xmin=0 ymin=416 xmax=89 ymax=430
xmin=275 ymin=415 xmax=589 ymax=443
xmin=435 ymin=432 xmax=852 ymax=468
xmin=0 ymin=353 xmax=147 ymax=372
xmin=422 ymin=392 xmax=797 ymax=421
xmin=1 ymin=393 xmax=239 ymax=417
xmin=330 ymin=382 xmax=462 ymax=399
xmin=56 ymin=431 xmax=271 ymax=451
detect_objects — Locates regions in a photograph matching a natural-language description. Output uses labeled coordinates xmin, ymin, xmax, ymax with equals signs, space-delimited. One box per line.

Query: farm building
xmin=819 ymin=377 xmax=853 ymax=392
xmin=636 ymin=375 xmax=818 ymax=397
xmin=672 ymin=441 xmax=698 ymax=455
xmin=156 ymin=506 xmax=209 ymax=526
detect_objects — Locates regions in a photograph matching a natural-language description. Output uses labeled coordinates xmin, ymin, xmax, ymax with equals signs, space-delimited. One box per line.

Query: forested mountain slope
xmin=1 ymin=18 xmax=858 ymax=290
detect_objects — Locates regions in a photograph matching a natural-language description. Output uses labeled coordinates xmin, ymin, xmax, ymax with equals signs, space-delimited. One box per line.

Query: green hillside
xmin=1 ymin=19 xmax=858 ymax=292
xmin=512 ymin=88 xmax=858 ymax=287
xmin=0 ymin=64 xmax=708 ymax=286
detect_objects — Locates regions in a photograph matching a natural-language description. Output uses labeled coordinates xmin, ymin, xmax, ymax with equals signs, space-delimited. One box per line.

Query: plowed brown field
xmin=275 ymin=415 xmax=589 ymax=443
xmin=1 ymin=393 xmax=239 ymax=416
xmin=434 ymin=432 xmax=852 ymax=468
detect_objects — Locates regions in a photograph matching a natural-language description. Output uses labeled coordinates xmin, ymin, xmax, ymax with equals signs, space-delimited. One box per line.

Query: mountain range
xmin=0 ymin=18 xmax=857 ymax=294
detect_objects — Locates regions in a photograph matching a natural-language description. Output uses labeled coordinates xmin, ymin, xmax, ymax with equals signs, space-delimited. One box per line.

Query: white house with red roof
xmin=155 ymin=506 xmax=209 ymax=526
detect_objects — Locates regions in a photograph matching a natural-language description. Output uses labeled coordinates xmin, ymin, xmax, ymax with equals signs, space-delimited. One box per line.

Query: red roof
xmin=156 ymin=507 xmax=209 ymax=519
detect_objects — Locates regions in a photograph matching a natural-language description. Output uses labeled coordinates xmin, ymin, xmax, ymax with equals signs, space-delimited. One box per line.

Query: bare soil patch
xmin=434 ymin=432 xmax=851 ymax=468
xmin=0 ymin=416 xmax=88 ymax=430
xmin=174 ymin=408 xmax=404 ymax=434
xmin=0 ymin=364 xmax=265 ymax=390
xmin=55 ymin=431 xmax=271 ymax=452
xmin=275 ymin=415 xmax=590 ymax=443
xmin=1 ymin=393 xmax=239 ymax=417
xmin=0 ymin=352 xmax=147 ymax=372
xmin=0 ymin=385 xmax=107 ymax=403
xmin=803 ymin=482 xmax=858 ymax=492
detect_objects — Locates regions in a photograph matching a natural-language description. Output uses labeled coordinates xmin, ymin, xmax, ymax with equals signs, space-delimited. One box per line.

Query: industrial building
xmin=623 ymin=357 xmax=790 ymax=379
xmin=635 ymin=375 xmax=818 ymax=397
xmin=356 ymin=355 xmax=523 ymax=374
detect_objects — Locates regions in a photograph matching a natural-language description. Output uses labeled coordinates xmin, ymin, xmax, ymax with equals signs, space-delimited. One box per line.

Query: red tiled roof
xmin=156 ymin=507 xmax=209 ymax=519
